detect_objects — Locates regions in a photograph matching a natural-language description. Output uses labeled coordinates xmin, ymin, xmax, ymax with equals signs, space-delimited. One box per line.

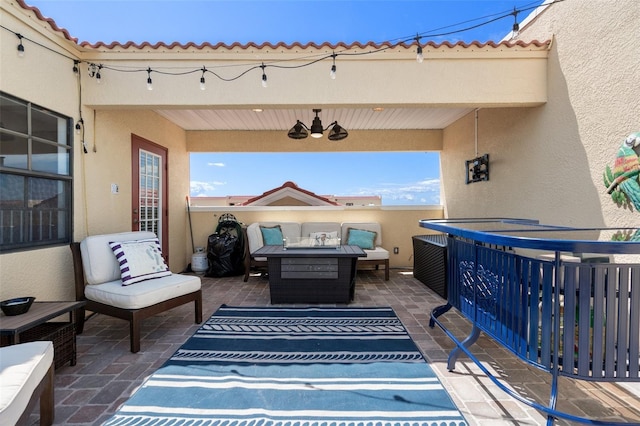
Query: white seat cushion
xmin=362 ymin=247 xmax=390 ymax=260
xmin=85 ymin=273 xmax=201 ymax=309
xmin=0 ymin=341 xmax=53 ymax=425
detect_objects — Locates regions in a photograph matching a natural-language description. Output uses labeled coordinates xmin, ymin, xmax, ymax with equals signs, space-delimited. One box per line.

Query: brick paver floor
xmin=30 ymin=269 xmax=640 ymax=425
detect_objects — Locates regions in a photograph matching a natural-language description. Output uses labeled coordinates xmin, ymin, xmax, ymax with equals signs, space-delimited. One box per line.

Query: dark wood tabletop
xmin=0 ymin=301 xmax=86 ymax=335
xmin=254 ymin=244 xmax=366 ymax=258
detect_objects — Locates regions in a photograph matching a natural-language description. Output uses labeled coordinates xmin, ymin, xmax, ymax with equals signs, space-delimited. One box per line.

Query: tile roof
xmin=241 ymin=181 xmax=340 ymax=206
xmin=16 ymin=0 xmax=77 ymax=42
xmin=17 ymin=0 xmax=550 ymax=52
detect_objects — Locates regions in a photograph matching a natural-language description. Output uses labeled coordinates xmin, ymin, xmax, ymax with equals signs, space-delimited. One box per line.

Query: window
xmin=0 ymin=92 xmax=72 ymax=252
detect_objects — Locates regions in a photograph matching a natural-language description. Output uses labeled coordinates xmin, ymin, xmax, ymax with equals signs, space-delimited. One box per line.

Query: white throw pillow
xmin=309 ymin=231 xmax=339 ymax=246
xmin=109 ymin=238 xmax=171 ymax=286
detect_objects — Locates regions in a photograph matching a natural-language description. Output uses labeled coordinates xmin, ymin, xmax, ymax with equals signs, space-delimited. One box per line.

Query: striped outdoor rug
xmin=104 ymin=305 xmax=467 ymax=426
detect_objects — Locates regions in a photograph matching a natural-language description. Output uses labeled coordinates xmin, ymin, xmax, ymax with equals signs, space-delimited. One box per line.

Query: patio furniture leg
xmin=75 ymin=307 xmax=86 ymax=335
xmin=130 ymin=316 xmax=141 ymax=353
xmin=384 ymin=259 xmax=389 ymax=280
xmin=39 ymin=364 xmax=54 ymax=426
xmin=195 ymin=292 xmax=203 ymax=324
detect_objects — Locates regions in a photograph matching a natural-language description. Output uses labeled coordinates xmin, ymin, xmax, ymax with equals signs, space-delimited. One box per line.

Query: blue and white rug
xmin=105 ymin=305 xmax=467 ymax=426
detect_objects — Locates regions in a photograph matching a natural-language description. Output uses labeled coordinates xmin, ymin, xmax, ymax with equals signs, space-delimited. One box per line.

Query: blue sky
xmin=25 ymin=0 xmax=545 ymax=205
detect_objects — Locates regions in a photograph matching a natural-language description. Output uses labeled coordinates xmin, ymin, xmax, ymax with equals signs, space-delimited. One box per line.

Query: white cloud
xmin=348 ymin=178 xmax=440 ymax=205
xmin=207 ymin=162 xmax=225 ymax=167
xmin=190 ymin=180 xmax=226 ymax=196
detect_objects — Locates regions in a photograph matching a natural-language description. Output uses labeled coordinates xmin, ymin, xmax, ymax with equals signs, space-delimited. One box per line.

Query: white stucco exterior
xmin=0 ymin=0 xmax=638 ymax=301
xmin=441 ymin=0 xmax=640 ymax=230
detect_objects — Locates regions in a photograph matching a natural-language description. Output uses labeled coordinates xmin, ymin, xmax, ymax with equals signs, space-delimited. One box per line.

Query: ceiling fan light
xmin=287 ymin=109 xmax=348 ymax=141
xmin=287 ymin=120 xmax=308 ymax=139
xmin=328 ymin=122 xmax=348 ymax=141
xmin=310 ymin=116 xmax=324 ymax=138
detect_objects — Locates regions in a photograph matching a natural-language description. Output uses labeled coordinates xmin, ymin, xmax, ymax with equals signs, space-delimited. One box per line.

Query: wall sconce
xmin=466 ymin=154 xmax=489 ymax=184
xmin=287 ymin=109 xmax=348 ymax=141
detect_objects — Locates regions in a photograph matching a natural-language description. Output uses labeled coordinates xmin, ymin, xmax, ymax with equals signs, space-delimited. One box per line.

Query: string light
xmin=146 ymin=67 xmax=153 ymax=90
xmin=75 ymin=118 xmax=83 ymax=135
xmin=75 ymin=118 xmax=87 ymax=153
xmin=16 ymin=33 xmax=24 ymax=57
xmin=329 ymin=53 xmax=337 ymax=80
xmin=87 ymin=63 xmax=103 ymax=83
xmin=511 ymin=8 xmax=520 ymax=40
xmin=1 ymin=1 xmax=560 ymax=96
xmin=415 ymin=35 xmax=424 ymax=63
xmin=200 ymin=67 xmax=206 ymax=90
xmin=260 ymin=63 xmax=267 ymax=88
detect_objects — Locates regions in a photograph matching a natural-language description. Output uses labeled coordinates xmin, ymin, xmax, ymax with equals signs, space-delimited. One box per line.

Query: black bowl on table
xmin=1 ymin=297 xmax=36 ymax=316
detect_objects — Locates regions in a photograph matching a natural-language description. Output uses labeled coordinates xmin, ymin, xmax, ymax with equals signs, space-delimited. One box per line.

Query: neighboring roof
xmin=241 ymin=181 xmax=341 ymax=207
xmin=15 ymin=0 xmax=549 ymax=51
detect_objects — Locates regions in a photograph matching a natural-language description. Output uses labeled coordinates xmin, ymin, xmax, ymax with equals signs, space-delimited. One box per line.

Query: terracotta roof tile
xmin=17 ymin=0 xmax=77 ymax=43
xmin=242 ymin=181 xmax=340 ymax=206
xmin=17 ymin=0 xmax=550 ymax=52
xmin=79 ymin=39 xmax=550 ymax=51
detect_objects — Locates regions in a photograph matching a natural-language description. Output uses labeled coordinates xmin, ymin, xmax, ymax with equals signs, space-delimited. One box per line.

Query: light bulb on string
xmin=415 ymin=35 xmax=424 ymax=63
xmin=330 ymin=53 xmax=337 ymax=80
xmin=200 ymin=67 xmax=206 ymax=90
xmin=511 ymin=8 xmax=520 ymax=40
xmin=260 ymin=63 xmax=268 ymax=88
xmin=16 ymin=34 xmax=24 ymax=57
xmin=146 ymin=68 xmax=153 ymax=91
xmin=88 ymin=63 xmax=102 ymax=83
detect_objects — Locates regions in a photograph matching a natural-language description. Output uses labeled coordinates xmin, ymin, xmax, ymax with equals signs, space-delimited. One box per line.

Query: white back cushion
xmin=80 ymin=231 xmax=158 ymax=285
xmin=301 ymin=222 xmax=341 ymax=237
xmin=275 ymin=222 xmax=301 ymax=241
xmin=246 ymin=223 xmax=264 ymax=254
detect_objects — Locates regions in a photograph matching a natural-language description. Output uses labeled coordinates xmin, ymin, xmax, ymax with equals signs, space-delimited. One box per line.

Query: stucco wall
xmin=0 ymin=10 xmax=81 ymax=301
xmin=83 ymin=110 xmax=189 ymax=270
xmin=0 ymin=11 xmax=191 ymax=301
xmin=2 ymin=0 xmax=638 ymax=301
xmin=442 ymin=0 xmax=640 ymax=233
xmin=186 ymin=206 xmax=444 ymax=269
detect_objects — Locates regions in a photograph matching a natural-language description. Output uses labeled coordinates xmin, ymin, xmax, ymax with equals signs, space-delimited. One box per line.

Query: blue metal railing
xmin=422 ymin=219 xmax=640 ymax=426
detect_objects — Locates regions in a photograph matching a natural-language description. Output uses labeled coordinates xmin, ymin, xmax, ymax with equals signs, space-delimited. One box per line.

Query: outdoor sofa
xmin=244 ymin=221 xmax=389 ymax=281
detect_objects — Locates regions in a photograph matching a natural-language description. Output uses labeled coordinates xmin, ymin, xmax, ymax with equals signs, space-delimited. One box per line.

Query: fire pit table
xmin=254 ymin=242 xmax=366 ymax=304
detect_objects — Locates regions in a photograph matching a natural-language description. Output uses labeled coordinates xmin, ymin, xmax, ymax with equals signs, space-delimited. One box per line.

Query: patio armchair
xmin=70 ymin=231 xmax=202 ymax=353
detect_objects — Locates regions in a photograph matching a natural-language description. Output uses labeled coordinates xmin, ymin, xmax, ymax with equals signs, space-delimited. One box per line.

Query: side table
xmin=0 ymin=301 xmax=86 ymax=369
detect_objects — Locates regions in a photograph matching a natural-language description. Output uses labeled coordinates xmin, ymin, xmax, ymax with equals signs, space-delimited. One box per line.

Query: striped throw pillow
xmin=109 ymin=238 xmax=171 ymax=285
